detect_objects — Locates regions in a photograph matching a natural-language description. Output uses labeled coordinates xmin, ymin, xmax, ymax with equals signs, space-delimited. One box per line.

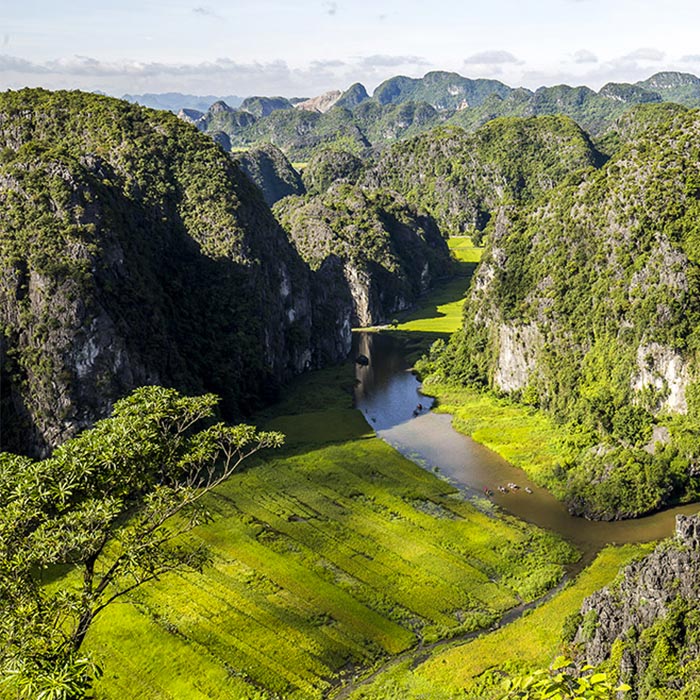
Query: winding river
xmin=353 ymin=331 xmax=700 ymax=566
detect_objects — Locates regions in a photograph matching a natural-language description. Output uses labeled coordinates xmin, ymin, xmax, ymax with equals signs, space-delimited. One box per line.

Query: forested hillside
xmin=429 ymin=103 xmax=700 ymax=519
xmin=0 ymin=89 xmax=349 ymax=455
xmin=185 ymin=71 xmax=700 ymax=161
xmin=275 ymin=185 xmax=452 ymax=326
xmin=361 ymin=115 xmax=603 ymax=239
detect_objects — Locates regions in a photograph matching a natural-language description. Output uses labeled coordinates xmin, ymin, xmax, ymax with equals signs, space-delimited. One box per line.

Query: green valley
xmin=84 ymin=345 xmax=576 ymax=698
xmin=5 ymin=73 xmax=700 ymax=700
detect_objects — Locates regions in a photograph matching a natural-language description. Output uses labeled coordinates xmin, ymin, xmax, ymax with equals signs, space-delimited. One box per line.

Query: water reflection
xmin=353 ymin=331 xmax=700 ymax=562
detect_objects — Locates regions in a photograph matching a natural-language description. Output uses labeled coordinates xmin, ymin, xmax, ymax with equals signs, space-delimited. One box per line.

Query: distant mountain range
xmin=167 ymin=70 xmax=700 ymax=160
xmin=122 ymin=92 xmax=245 ymax=112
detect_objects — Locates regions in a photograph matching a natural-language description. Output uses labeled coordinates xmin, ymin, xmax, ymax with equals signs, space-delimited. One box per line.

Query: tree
xmin=0 ymin=386 xmax=284 ymax=699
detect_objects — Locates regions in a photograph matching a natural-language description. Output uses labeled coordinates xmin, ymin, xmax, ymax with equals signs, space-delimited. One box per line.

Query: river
xmin=353 ymin=331 xmax=700 ymax=566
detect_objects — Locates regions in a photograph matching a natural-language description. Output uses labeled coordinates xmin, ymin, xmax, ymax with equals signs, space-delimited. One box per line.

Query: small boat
xmin=525 ymin=487 xmax=533 ymax=494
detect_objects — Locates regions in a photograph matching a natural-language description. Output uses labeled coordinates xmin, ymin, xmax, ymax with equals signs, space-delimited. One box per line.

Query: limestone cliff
xmin=0 ymin=89 xmax=350 ymax=456
xmin=573 ymin=515 xmax=700 ymax=697
xmin=274 ymin=184 xmax=452 ymax=327
xmin=440 ymin=104 xmax=700 ymax=519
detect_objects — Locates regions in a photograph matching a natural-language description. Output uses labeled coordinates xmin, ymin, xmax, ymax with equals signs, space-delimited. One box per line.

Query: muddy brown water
xmin=353 ymin=331 xmax=700 ymax=565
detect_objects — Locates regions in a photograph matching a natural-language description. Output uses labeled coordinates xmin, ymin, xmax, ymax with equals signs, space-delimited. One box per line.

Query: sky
xmin=2 ymin=0 xmax=700 ymax=98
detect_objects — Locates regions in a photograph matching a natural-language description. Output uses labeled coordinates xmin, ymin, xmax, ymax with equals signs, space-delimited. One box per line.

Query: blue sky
xmin=2 ymin=0 xmax=700 ymax=97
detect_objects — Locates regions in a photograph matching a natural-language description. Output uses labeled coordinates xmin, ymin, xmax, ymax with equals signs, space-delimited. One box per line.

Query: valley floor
xmin=86 ymin=238 xmax=652 ymax=699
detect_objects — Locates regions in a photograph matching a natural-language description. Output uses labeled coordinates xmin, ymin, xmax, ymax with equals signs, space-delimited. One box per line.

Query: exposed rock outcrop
xmin=274 ymin=185 xmax=452 ymax=327
xmin=295 ymin=90 xmax=342 ymax=114
xmin=493 ymin=323 xmax=543 ymax=393
xmin=632 ymin=342 xmax=691 ymax=414
xmin=574 ymin=515 xmax=700 ymax=696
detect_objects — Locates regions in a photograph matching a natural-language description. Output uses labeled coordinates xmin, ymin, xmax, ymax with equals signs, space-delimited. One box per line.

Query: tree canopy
xmin=0 ymin=385 xmax=283 ymax=699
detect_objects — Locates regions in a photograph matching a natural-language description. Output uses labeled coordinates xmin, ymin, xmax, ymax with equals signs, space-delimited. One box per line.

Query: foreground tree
xmin=501 ymin=657 xmax=630 ymax=699
xmin=0 ymin=386 xmax=283 ymax=699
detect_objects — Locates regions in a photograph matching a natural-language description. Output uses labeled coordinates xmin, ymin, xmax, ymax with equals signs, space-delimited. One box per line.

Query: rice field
xmin=391 ymin=236 xmax=482 ymax=336
xmin=87 ymin=363 xmax=576 ymax=699
xmin=344 ymin=543 xmax=651 ymax=700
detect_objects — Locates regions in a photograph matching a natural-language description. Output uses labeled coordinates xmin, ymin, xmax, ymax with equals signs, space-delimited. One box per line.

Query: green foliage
xmin=194 ymin=71 xmax=700 ymax=162
xmin=501 ymin=657 xmax=630 ymax=699
xmin=437 ymin=104 xmax=700 ymax=518
xmin=234 ymin=142 xmax=304 ymax=205
xmin=362 ymin=116 xmax=600 ymax=239
xmin=0 ymin=88 xmax=324 ymax=453
xmin=0 ymin=386 xmax=282 ymax=697
xmin=302 ymin=147 xmax=364 ymax=195
xmin=274 ymin=183 xmax=452 ymax=324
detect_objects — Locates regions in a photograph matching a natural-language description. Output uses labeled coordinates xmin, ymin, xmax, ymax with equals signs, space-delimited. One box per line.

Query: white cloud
xmin=622 ymin=47 xmax=665 ymax=62
xmin=357 ymin=54 xmax=429 ymax=69
xmin=464 ymin=50 xmax=522 ymax=66
xmin=573 ymin=49 xmax=598 ymax=64
xmin=323 ymin=2 xmax=338 ymax=16
xmin=192 ymin=6 xmax=223 ymax=19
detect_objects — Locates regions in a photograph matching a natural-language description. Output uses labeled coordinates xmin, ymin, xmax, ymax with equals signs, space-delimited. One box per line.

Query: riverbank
xmin=422 ymin=379 xmax=570 ymax=499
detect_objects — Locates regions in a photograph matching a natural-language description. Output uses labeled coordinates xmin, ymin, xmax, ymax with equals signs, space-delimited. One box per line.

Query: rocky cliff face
xmin=274 ymin=185 xmax=452 ymax=327
xmin=294 ymin=90 xmax=342 ymax=114
xmin=493 ymin=323 xmax=543 ymax=393
xmin=0 ymin=89 xmax=350 ymax=456
xmin=573 ymin=515 xmax=700 ymax=697
xmin=440 ymin=104 xmax=700 ymax=519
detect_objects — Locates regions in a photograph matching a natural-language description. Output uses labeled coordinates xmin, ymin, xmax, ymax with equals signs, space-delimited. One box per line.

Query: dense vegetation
xmin=425 ymin=103 xmax=700 ymax=519
xmin=7 ymin=74 xmax=700 ymax=699
xmin=186 ymin=71 xmax=700 ymax=161
xmin=0 ymin=386 xmax=282 ymax=698
xmin=234 ymin=143 xmax=304 ymax=205
xmin=0 ymin=90 xmax=446 ymax=453
xmin=0 ymin=89 xmax=360 ymax=455
xmin=274 ymin=184 xmax=452 ymax=326
xmin=302 ymin=147 xmax=364 ymax=195
xmin=72 ymin=360 xmax=576 ymax=699
xmin=361 ymin=116 xmax=602 ymax=240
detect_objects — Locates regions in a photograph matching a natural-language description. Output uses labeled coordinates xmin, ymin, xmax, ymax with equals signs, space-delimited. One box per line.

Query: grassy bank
xmin=392 ymin=236 xmax=482 ymax=336
xmin=87 ymin=362 xmax=576 ymax=699
xmin=423 ymin=380 xmax=571 ymax=498
xmin=345 ymin=543 xmax=651 ymax=700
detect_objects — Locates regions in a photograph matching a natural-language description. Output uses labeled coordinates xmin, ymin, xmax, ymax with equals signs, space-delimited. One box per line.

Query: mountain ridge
xmin=182 ymin=70 xmax=700 ymax=160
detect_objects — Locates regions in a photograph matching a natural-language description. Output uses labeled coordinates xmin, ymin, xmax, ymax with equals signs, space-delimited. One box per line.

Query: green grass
xmin=88 ymin=357 xmax=576 ymax=699
xmin=423 ymin=381 xmax=571 ymax=497
xmin=344 ymin=543 xmax=651 ymax=699
xmin=391 ymin=237 xmax=482 ymax=335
